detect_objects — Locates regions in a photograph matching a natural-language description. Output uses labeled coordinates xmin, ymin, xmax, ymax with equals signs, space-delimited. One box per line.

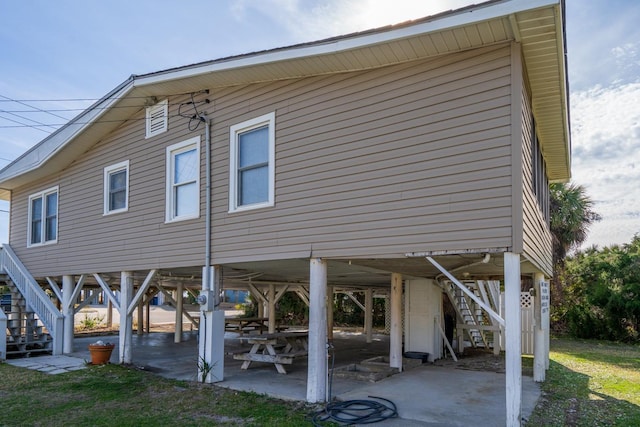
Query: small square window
xmin=146 ymin=99 xmax=168 ymax=138
xmin=28 ymin=186 xmax=58 ymax=247
xmin=104 ymin=160 xmax=129 ymax=215
xmin=166 ymin=136 xmax=200 ymax=222
xmin=229 ymin=112 xmax=275 ymax=212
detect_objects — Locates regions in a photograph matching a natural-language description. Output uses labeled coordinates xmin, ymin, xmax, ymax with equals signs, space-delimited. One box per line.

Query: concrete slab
xmin=5 ymin=355 xmax=87 ymax=374
xmin=8 ymin=311 xmax=540 ymax=426
xmin=337 ymin=365 xmax=540 ymax=426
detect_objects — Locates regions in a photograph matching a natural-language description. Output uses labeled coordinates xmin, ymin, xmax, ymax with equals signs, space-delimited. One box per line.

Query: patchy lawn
xmin=1 ymin=337 xmax=638 ymax=426
xmin=526 ymin=337 xmax=640 ymax=426
xmin=0 ymin=363 xmax=316 ymax=426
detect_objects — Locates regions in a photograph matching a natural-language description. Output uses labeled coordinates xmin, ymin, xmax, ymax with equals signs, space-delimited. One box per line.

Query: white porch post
xmin=119 ymin=271 xmax=133 ymax=364
xmin=198 ymin=265 xmax=224 ymax=383
xmin=364 ymin=288 xmax=373 ymax=343
xmin=389 ymin=273 xmax=403 ymax=370
xmin=62 ymin=275 xmax=75 ymax=354
xmin=505 ymin=253 xmax=522 ymax=426
xmin=307 ymin=258 xmax=328 ymax=403
xmin=174 ymin=282 xmax=184 ymax=343
xmin=533 ymin=272 xmax=546 ymax=382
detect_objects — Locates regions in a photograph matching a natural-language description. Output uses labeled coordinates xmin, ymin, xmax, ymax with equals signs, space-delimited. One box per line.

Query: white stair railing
xmin=0 ymin=307 xmax=6 ymax=360
xmin=0 ymin=244 xmax=63 ymax=355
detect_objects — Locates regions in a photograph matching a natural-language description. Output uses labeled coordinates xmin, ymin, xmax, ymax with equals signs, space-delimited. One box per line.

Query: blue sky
xmin=1 ymin=0 xmax=639 ymax=249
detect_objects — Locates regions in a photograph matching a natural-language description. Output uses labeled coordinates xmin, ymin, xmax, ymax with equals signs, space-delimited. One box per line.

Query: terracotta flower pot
xmin=89 ymin=344 xmax=115 ymax=365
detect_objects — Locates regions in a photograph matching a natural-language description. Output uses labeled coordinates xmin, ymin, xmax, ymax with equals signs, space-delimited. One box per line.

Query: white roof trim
xmin=0 ymin=80 xmax=134 ymax=184
xmin=135 ymin=0 xmax=558 ymax=88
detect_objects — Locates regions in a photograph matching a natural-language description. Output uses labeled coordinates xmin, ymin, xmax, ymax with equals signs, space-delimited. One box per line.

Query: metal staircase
xmin=443 ymin=280 xmax=501 ymax=351
xmin=1 ymin=245 xmax=63 ymax=359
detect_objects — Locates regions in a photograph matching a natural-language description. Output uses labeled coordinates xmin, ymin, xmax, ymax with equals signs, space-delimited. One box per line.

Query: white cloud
xmin=570 ymin=82 xmax=640 ymax=248
xmin=239 ymin=0 xmax=472 ymax=42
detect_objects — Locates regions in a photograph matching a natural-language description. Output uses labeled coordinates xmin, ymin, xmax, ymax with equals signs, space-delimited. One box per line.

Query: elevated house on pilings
xmin=0 ymin=0 xmax=568 ymax=424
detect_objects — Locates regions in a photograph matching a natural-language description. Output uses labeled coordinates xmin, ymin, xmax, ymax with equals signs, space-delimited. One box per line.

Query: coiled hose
xmin=311 ymin=342 xmax=399 ymax=425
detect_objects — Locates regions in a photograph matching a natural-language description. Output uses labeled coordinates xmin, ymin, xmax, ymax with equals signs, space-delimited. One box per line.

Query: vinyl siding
xmin=9 ymin=43 xmax=518 ymax=275
xmin=212 ymin=43 xmax=515 ymax=263
xmin=10 ymin=94 xmax=208 ymax=276
xmin=520 ymin=75 xmax=553 ymax=276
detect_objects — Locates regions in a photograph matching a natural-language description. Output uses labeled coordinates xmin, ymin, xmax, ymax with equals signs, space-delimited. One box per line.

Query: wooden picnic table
xmin=224 ymin=317 xmax=269 ymax=336
xmin=233 ymin=331 xmax=309 ymax=374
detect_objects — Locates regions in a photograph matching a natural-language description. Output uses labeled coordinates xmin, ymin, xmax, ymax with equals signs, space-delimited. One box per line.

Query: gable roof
xmin=0 ymin=0 xmax=570 ymax=200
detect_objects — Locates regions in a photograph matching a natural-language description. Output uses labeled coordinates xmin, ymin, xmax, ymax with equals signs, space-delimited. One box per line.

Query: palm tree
xmin=549 ymin=182 xmax=600 ymax=332
xmin=550 ymin=182 xmax=601 ymax=265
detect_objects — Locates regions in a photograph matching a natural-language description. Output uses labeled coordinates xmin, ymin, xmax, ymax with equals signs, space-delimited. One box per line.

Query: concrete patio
xmin=59 ymin=326 xmax=540 ymax=426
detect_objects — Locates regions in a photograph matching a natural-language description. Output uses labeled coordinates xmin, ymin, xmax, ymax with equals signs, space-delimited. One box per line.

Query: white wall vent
xmin=145 ymin=99 xmax=168 ymax=138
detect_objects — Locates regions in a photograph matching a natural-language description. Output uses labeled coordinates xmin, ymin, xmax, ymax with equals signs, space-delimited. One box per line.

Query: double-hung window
xmin=104 ymin=160 xmax=129 ymax=215
xmin=28 ymin=186 xmax=58 ymax=247
xmin=229 ymin=112 xmax=275 ymax=212
xmin=166 ymin=136 xmax=200 ymax=222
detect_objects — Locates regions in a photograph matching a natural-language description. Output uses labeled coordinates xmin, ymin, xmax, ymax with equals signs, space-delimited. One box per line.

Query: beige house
xmin=0 ymin=0 xmax=569 ymax=424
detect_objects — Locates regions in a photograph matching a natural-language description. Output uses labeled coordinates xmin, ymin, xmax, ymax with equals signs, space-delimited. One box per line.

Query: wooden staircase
xmin=444 ymin=280 xmax=501 ymax=352
xmin=2 ymin=274 xmax=53 ymax=358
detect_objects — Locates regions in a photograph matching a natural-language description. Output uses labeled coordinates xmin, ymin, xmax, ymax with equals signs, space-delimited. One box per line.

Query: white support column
xmin=268 ymin=283 xmax=276 ymax=334
xmin=390 ymin=273 xmax=403 ymax=370
xmin=198 ymin=265 xmax=224 ymax=383
xmin=364 ymin=288 xmax=373 ymax=343
xmin=175 ymin=283 xmax=184 ymax=343
xmin=533 ymin=272 xmax=546 ymax=382
xmin=307 ymin=258 xmax=328 ymax=403
xmin=119 ymin=271 xmax=134 ymax=364
xmin=504 ymin=253 xmax=522 ymax=426
xmin=62 ymin=275 xmax=75 ymax=354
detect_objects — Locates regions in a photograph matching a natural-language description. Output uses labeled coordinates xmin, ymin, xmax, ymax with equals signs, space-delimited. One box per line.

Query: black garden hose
xmin=311 ymin=342 xmax=399 ymax=426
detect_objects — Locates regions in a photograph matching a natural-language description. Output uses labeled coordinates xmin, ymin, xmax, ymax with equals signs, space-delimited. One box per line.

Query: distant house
xmin=0 ymin=0 xmax=568 ymax=424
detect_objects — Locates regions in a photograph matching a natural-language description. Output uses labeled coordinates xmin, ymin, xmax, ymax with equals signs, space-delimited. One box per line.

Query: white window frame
xmin=27 ymin=185 xmax=59 ymax=248
xmin=229 ymin=112 xmax=275 ymax=213
xmin=165 ymin=136 xmax=201 ymax=223
xmin=145 ymin=99 xmax=168 ymax=138
xmin=103 ymin=160 xmax=130 ymax=215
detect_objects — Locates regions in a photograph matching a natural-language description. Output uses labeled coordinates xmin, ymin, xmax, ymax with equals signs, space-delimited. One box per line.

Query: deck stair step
xmin=444 ymin=280 xmax=499 ymax=351
xmin=2 ymin=276 xmax=54 ymax=359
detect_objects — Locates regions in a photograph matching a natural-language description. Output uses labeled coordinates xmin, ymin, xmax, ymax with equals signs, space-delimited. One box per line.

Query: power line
xmin=0 ymin=109 xmax=58 ymax=130
xmin=0 ymin=89 xmax=209 ymax=104
xmin=0 ymin=95 xmax=71 ymax=121
xmin=0 ymin=111 xmax=205 ymax=130
xmin=0 ymin=114 xmax=52 ymax=133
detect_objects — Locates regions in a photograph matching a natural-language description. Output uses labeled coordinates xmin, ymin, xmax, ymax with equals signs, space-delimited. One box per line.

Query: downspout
xmin=203 ymin=114 xmax=211 ymax=291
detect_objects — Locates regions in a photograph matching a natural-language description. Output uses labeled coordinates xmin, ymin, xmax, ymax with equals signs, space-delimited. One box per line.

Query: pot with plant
xmin=88 ymin=340 xmax=115 ymax=365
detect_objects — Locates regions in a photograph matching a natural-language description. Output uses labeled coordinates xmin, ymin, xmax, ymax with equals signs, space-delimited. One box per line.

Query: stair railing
xmin=0 ymin=244 xmax=63 ymax=355
xmin=0 ymin=306 xmax=6 ymax=360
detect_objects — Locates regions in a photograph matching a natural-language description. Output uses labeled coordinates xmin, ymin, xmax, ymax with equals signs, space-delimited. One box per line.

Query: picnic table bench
xmin=232 ymin=331 xmax=309 ymax=374
xmin=224 ymin=317 xmax=269 ymax=336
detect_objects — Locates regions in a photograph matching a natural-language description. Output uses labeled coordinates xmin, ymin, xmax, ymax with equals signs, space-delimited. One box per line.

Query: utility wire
xmin=0 ymin=94 xmax=71 ymax=121
xmin=0 ymin=109 xmax=59 ymax=130
xmin=0 ymin=89 xmax=210 ymax=104
xmin=0 ymin=111 xmax=208 ymax=130
xmin=0 ymin=114 xmax=52 ymax=133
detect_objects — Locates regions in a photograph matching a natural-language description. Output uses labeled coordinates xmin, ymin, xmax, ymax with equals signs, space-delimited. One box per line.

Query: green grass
xmin=526 ymin=337 xmax=640 ymax=426
xmin=1 ymin=337 xmax=639 ymax=426
xmin=0 ymin=364 xmax=315 ymax=426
